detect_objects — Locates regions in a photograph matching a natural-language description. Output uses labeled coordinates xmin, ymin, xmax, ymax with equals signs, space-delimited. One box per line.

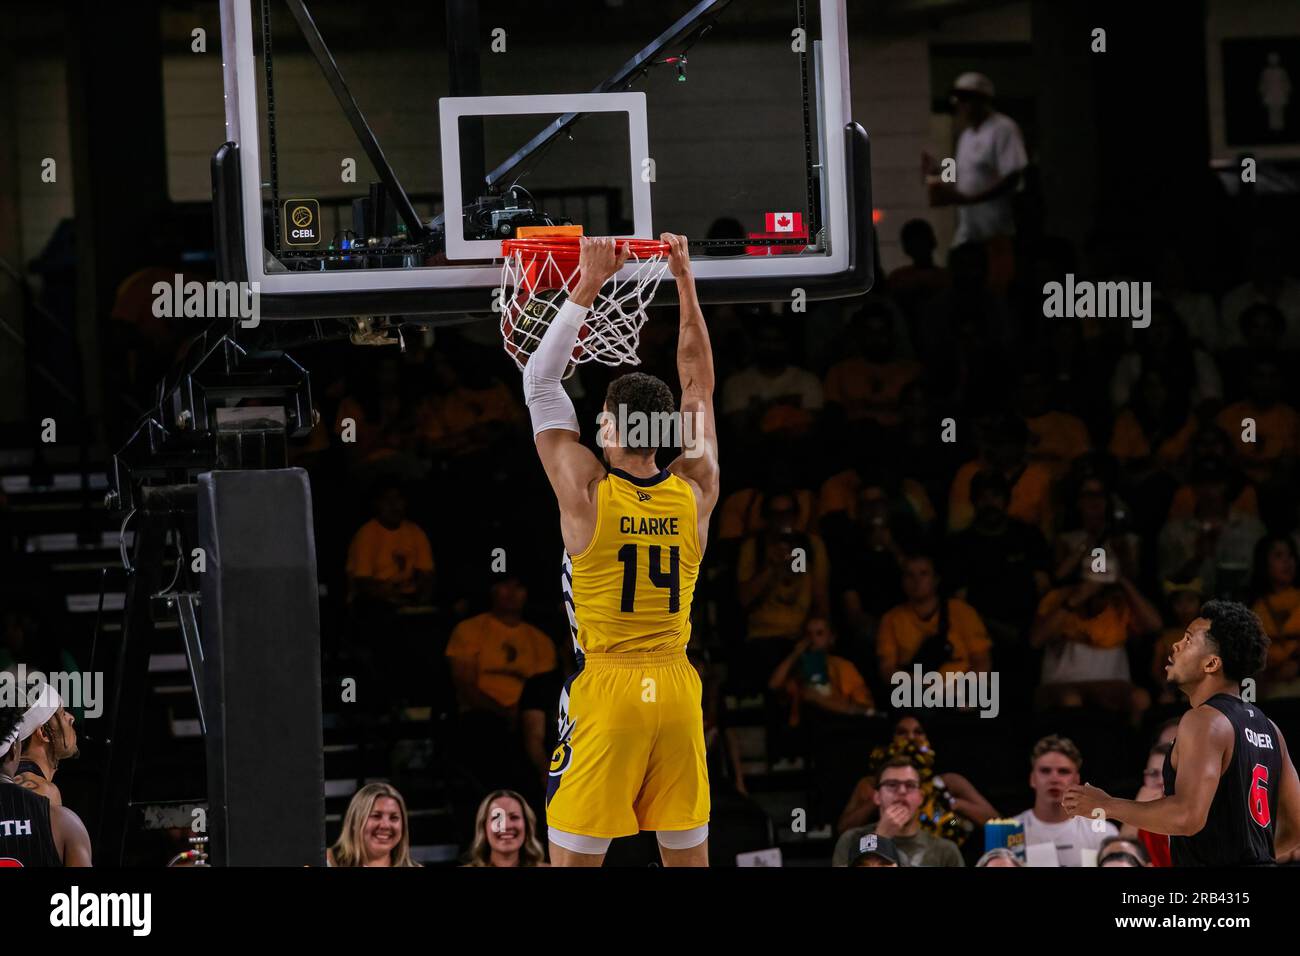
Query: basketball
xmin=502 ymin=288 xmax=589 ymax=371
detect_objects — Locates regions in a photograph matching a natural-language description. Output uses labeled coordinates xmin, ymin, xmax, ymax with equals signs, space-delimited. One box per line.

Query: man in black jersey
xmin=1064 ymin=600 xmax=1300 ymax=865
xmin=12 ymin=680 xmax=76 ymax=808
xmin=0 ymin=701 xmax=93 ymax=866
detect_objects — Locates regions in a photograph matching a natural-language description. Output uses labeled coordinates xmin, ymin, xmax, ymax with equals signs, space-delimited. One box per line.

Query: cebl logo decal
xmin=282 ymin=199 xmax=321 ymax=247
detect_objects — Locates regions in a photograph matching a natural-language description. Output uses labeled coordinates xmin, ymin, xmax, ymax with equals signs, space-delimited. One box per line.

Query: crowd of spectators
xmin=37 ymin=70 xmax=1289 ymax=865
xmin=272 ymin=185 xmax=1300 ymax=865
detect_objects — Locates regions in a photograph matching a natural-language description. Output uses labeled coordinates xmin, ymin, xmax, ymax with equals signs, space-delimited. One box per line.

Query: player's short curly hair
xmin=604 ymin=372 xmax=676 ymax=453
xmin=1200 ymin=599 xmax=1270 ymax=682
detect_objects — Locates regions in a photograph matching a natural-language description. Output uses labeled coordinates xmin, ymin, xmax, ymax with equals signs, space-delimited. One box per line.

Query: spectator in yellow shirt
xmin=1030 ymin=574 xmax=1162 ymax=719
xmin=1164 ymin=423 xmax=1258 ymax=522
xmin=823 ymin=304 xmax=921 ymax=429
xmin=768 ymin=617 xmax=874 ymax=726
xmin=445 ymin=575 xmax=557 ymax=716
xmin=716 ymin=478 xmax=816 ymax=543
xmin=1158 ymin=457 xmax=1266 ymax=598
xmin=1017 ymin=369 xmax=1091 ymax=480
xmin=736 ymin=492 xmax=831 ymax=688
xmin=346 ymin=479 xmax=434 ymax=607
xmin=1249 ymin=535 xmax=1300 ymax=696
xmin=1250 ymin=535 xmax=1300 ymax=639
xmin=948 ymin=415 xmax=1055 ymax=537
xmin=876 ymin=553 xmax=992 ymax=682
xmin=445 ymin=575 xmax=558 ymax=802
xmin=818 ymin=461 xmax=934 ymax=530
xmin=1107 ymin=369 xmax=1197 ymax=471
xmin=1215 ymin=355 xmax=1300 ymax=486
xmin=721 ymin=320 xmax=824 ymax=440
xmin=737 ymin=494 xmax=830 ymax=637
xmin=430 ymin=344 xmax=526 ymax=459
xmin=1052 ymin=467 xmax=1140 ymax=587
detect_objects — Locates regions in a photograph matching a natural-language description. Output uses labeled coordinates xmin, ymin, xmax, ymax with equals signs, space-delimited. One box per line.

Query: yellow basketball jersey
xmin=563 ymin=468 xmax=701 ymax=655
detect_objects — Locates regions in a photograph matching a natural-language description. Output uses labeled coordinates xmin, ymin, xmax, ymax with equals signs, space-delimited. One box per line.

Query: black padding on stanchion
xmin=198 ymin=469 xmax=325 ymax=866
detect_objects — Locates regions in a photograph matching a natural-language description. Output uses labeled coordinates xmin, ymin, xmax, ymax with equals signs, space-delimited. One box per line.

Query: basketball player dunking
xmin=1064 ymin=600 xmax=1300 ymax=865
xmin=522 ymin=235 xmax=718 ymax=866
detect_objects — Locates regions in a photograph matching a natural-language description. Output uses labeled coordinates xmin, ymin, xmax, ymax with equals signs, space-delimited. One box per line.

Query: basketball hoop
xmin=498 ymin=230 xmax=671 ymax=372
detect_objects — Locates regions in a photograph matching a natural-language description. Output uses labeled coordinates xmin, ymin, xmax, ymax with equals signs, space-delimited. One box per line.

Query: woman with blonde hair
xmin=327 ymin=782 xmax=420 ymax=867
xmin=464 ymin=790 xmax=547 ymax=867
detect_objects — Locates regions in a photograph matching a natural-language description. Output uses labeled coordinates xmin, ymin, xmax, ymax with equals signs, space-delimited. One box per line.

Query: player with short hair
xmin=1065 ymin=599 xmax=1300 ymax=865
xmin=521 ymin=235 xmax=719 ymax=867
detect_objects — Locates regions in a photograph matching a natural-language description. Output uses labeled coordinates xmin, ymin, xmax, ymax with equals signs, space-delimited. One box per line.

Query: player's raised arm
xmin=522 ymin=237 xmax=627 ymax=517
xmin=1063 ymin=706 xmax=1227 ymax=836
xmin=662 ymin=234 xmax=719 ymax=518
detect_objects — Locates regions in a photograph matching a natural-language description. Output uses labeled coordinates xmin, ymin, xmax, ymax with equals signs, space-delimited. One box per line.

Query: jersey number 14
xmin=617 ymin=544 xmax=680 ymax=613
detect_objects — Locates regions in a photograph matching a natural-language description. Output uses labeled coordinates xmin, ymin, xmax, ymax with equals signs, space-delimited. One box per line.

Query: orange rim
xmin=501 ymin=237 xmax=671 ymax=260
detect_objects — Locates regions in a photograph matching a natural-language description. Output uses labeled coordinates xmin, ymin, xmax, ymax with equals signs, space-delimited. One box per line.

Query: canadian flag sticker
xmin=765 ymin=212 xmax=802 ymax=233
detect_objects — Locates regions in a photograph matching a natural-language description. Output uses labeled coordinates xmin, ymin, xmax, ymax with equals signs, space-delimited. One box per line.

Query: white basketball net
xmin=498 ymin=243 xmax=670 ymax=372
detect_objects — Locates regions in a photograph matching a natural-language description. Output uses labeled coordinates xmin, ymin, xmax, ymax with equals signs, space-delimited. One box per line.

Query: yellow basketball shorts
xmin=545 ymin=650 xmax=710 ymax=839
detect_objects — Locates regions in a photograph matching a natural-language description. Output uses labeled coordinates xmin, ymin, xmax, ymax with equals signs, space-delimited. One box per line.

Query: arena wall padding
xmin=198 ymin=469 xmax=326 ymax=866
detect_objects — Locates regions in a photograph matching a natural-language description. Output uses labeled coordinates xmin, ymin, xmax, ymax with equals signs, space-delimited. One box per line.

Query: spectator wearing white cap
xmin=922 ymin=72 xmax=1028 ymax=291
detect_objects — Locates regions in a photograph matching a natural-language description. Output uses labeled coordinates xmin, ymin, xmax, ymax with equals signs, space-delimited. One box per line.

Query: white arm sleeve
xmin=521 ymin=298 xmax=586 ymax=436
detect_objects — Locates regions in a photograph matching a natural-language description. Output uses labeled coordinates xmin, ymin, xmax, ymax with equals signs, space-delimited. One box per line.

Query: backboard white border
xmin=440 ymin=92 xmax=653 ymax=261
xmin=219 ymin=0 xmax=854 ymax=296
